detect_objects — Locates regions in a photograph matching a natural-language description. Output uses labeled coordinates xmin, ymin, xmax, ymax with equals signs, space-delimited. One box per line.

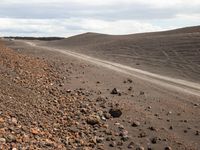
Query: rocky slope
xmin=0 ymin=39 xmax=200 ymax=150
xmin=0 ymin=41 xmax=116 ymax=149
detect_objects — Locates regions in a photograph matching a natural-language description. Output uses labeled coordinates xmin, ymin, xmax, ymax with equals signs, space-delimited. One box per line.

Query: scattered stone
xmin=80 ymin=108 xmax=88 ymax=114
xmin=165 ymin=146 xmax=172 ymax=150
xmin=117 ymin=141 xmax=123 ymax=146
xmin=128 ymin=87 xmax=133 ymax=91
xmin=121 ymin=135 xmax=129 ymax=142
xmin=183 ymin=130 xmax=188 ymax=133
xmin=127 ymin=78 xmax=133 ymax=83
xmin=5 ymin=134 xmax=16 ymax=143
xmin=104 ymin=113 xmax=111 ymax=119
xmin=127 ymin=142 xmax=134 ymax=149
xmin=136 ymin=146 xmax=145 ymax=150
xmin=111 ymin=88 xmax=119 ymax=94
xmin=169 ymin=126 xmax=173 ymax=130
xmin=97 ymin=110 xmax=104 ymax=116
xmin=148 ymin=126 xmax=157 ymax=131
xmin=11 ymin=117 xmax=18 ymax=124
xmin=140 ymin=91 xmax=145 ymax=95
xmin=109 ymin=141 xmax=116 ymax=147
xmin=0 ymin=118 xmax=4 ymax=124
xmin=86 ymin=115 xmax=100 ymax=125
xmin=30 ymin=128 xmax=41 ymax=135
xmin=96 ymin=96 xmax=105 ymax=102
xmin=109 ymin=108 xmax=122 ymax=118
xmin=138 ymin=132 xmax=147 ymax=138
xmin=167 ymin=111 xmax=172 ymax=115
xmin=0 ymin=138 xmax=6 ymax=143
xmin=132 ymin=121 xmax=140 ymax=127
xmin=119 ymin=125 xmax=125 ymax=130
xmin=102 ymin=123 xmax=109 ymax=129
xmin=99 ymin=103 xmax=106 ymax=108
xmin=101 ymin=116 xmax=106 ymax=121
xmin=106 ymin=137 xmax=112 ymax=141
xmin=147 ymin=106 xmax=152 ymax=109
xmin=66 ymin=89 xmax=72 ymax=93
xmin=96 ymin=137 xmax=104 ymax=143
xmin=195 ymin=130 xmax=199 ymax=135
xmin=120 ymin=130 xmax=129 ymax=141
xmin=151 ymin=137 xmax=159 ymax=144
xmin=154 ymin=113 xmax=159 ymax=117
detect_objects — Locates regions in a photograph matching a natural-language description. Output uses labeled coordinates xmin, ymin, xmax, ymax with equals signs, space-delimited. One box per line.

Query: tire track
xmin=24 ymin=41 xmax=200 ymax=97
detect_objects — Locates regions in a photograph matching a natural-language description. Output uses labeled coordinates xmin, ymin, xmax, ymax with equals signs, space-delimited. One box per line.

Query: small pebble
xmin=11 ymin=117 xmax=18 ymax=124
xmin=165 ymin=146 xmax=172 ymax=150
xmin=132 ymin=121 xmax=140 ymax=127
xmin=148 ymin=126 xmax=157 ymax=131
xmin=136 ymin=146 xmax=145 ymax=150
xmin=109 ymin=141 xmax=116 ymax=147
xmin=195 ymin=130 xmax=199 ymax=135
xmin=127 ymin=142 xmax=134 ymax=149
xmin=151 ymin=137 xmax=158 ymax=144
xmin=0 ymin=138 xmax=6 ymax=143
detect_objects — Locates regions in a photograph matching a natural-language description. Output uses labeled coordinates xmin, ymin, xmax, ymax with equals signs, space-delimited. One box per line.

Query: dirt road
xmin=24 ymin=41 xmax=200 ymax=97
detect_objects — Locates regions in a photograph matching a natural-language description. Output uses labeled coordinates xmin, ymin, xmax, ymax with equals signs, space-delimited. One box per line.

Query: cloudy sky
xmin=0 ymin=0 xmax=200 ymax=37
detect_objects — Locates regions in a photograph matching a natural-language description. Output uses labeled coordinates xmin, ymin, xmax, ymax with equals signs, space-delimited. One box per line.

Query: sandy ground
xmin=0 ymin=39 xmax=199 ymax=150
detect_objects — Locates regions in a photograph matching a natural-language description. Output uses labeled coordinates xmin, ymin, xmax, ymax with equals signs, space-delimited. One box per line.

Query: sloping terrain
xmin=1 ymin=41 xmax=126 ymax=149
xmin=1 ymin=38 xmax=200 ymax=150
xmin=45 ymin=26 xmax=200 ymax=83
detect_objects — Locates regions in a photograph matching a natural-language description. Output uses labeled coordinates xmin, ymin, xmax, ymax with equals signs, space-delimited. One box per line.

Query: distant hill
xmin=4 ymin=37 xmax=65 ymax=41
xmin=44 ymin=26 xmax=200 ymax=82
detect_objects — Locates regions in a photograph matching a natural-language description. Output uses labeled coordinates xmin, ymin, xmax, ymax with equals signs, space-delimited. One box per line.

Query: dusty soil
xmin=43 ymin=26 xmax=200 ymax=84
xmin=0 ymin=37 xmax=199 ymax=150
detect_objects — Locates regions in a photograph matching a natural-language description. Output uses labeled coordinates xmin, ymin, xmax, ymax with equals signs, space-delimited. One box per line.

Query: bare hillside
xmin=44 ymin=26 xmax=200 ymax=83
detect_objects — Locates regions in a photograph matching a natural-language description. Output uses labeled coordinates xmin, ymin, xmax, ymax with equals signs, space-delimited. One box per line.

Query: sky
xmin=0 ymin=0 xmax=200 ymax=37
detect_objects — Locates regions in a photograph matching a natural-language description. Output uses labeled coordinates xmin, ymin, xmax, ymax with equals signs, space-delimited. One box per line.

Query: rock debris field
xmin=0 ymin=39 xmax=200 ymax=150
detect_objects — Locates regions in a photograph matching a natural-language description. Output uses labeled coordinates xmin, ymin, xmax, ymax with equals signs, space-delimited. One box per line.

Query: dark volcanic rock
xmin=109 ymin=108 xmax=122 ymax=118
xmin=151 ymin=137 xmax=159 ymax=144
xmin=195 ymin=130 xmax=199 ymax=135
xmin=165 ymin=146 xmax=172 ymax=150
xmin=111 ymin=88 xmax=119 ymax=94
xmin=128 ymin=86 xmax=133 ymax=91
xmin=109 ymin=141 xmax=116 ymax=147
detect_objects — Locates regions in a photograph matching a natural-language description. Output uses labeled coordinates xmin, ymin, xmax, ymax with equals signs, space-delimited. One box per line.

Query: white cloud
xmin=78 ymin=19 xmax=163 ymax=34
xmin=0 ymin=18 xmax=163 ymax=37
xmin=2 ymin=0 xmax=200 ymax=7
xmin=0 ymin=0 xmax=199 ymax=36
